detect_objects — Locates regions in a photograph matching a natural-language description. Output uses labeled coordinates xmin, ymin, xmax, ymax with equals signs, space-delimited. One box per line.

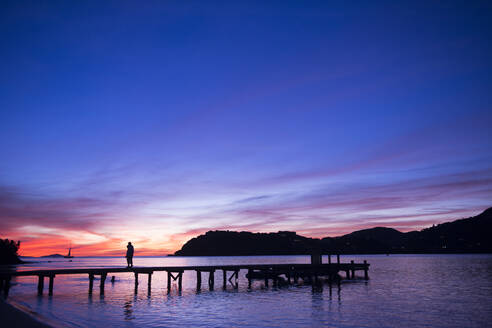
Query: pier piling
xmin=196 ymin=270 xmax=201 ymax=288
xmin=147 ymin=273 xmax=152 ymax=290
xmin=89 ymin=274 xmax=94 ymax=294
xmin=2 ymin=277 xmax=11 ymax=297
xmin=167 ymin=271 xmax=183 ymax=291
xmin=37 ymin=275 xmax=44 ymax=295
xmin=48 ymin=275 xmax=55 ymax=295
xmin=228 ymin=270 xmax=239 ymax=289
xmin=100 ymin=273 xmax=107 ymax=295
xmin=208 ymin=270 xmax=214 ymax=290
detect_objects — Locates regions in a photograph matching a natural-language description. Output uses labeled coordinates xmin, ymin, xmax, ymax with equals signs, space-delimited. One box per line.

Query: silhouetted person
xmin=126 ymin=242 xmax=134 ymax=267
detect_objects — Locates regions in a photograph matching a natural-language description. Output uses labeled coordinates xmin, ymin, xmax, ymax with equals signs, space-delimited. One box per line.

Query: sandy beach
xmin=0 ymin=298 xmax=54 ymax=328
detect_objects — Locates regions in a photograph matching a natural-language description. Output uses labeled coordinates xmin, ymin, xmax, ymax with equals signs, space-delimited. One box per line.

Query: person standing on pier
xmin=126 ymin=242 xmax=134 ymax=268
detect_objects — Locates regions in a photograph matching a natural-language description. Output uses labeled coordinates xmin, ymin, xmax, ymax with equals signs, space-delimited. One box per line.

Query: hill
xmin=175 ymin=231 xmax=321 ymax=256
xmin=174 ymin=207 xmax=492 ymax=256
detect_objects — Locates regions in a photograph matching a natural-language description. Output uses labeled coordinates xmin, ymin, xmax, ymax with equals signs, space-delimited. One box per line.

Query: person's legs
xmin=130 ymin=256 xmax=133 ymax=267
xmin=126 ymin=257 xmax=130 ymax=267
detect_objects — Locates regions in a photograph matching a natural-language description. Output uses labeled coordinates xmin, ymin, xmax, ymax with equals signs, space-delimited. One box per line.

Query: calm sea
xmin=4 ymin=254 xmax=492 ymax=327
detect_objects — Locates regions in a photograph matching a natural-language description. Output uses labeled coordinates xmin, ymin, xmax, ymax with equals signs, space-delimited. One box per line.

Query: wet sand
xmin=0 ymin=298 xmax=54 ymax=328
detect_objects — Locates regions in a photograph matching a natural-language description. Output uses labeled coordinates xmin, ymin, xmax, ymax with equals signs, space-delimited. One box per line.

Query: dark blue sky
xmin=1 ymin=1 xmax=491 ymax=255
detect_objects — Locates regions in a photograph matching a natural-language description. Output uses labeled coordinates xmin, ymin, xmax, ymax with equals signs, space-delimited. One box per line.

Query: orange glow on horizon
xmin=4 ymin=218 xmax=446 ymax=257
xmin=6 ymin=229 xmax=204 ymax=257
xmin=15 ymin=238 xmax=177 ymax=257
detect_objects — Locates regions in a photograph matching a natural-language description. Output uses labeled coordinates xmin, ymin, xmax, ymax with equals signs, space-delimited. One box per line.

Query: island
xmin=40 ymin=254 xmax=65 ymax=258
xmin=175 ymin=207 xmax=492 ymax=256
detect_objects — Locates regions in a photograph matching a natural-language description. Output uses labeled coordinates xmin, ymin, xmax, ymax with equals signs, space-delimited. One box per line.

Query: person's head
xmin=128 ymin=242 xmax=132 ymax=245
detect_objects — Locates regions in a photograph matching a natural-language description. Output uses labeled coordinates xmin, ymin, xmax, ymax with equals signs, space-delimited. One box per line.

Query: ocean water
xmin=3 ymin=254 xmax=492 ymax=327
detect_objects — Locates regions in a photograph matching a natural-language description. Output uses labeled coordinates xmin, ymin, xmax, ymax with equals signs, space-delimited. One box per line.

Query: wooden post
xmin=226 ymin=270 xmax=239 ymax=288
xmin=234 ymin=270 xmax=239 ymax=289
xmin=48 ymin=275 xmax=55 ymax=295
xmin=100 ymin=273 xmax=107 ymax=295
xmin=3 ymin=277 xmax=11 ymax=297
xmin=178 ymin=272 xmax=183 ymax=290
xmin=167 ymin=272 xmax=171 ymax=291
xmin=208 ymin=270 xmax=214 ymax=290
xmin=337 ymin=254 xmax=340 ymax=264
xmin=350 ymin=260 xmax=355 ymax=279
xmin=311 ymin=253 xmax=321 ymax=265
xmin=364 ymin=260 xmax=369 ymax=280
xmin=273 ymin=270 xmax=279 ymax=287
xmin=337 ymin=279 xmax=341 ymax=301
xmin=111 ymin=276 xmax=115 ymax=283
xmin=37 ymin=275 xmax=44 ymax=295
xmin=328 ymin=254 xmax=331 ymax=264
xmin=89 ymin=274 xmax=94 ymax=294
xmin=345 ymin=270 xmax=350 ymax=279
xmin=196 ymin=271 xmax=201 ymax=288
xmin=247 ymin=269 xmax=252 ymax=288
xmin=264 ymin=271 xmax=268 ymax=287
xmin=134 ymin=272 xmax=139 ymax=287
xmin=147 ymin=273 xmax=152 ymax=289
xmin=223 ymin=270 xmax=227 ymax=289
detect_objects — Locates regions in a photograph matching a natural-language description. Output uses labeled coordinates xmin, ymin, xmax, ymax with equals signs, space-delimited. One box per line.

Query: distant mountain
xmin=174 ymin=208 xmax=492 ymax=256
xmin=175 ymin=231 xmax=320 ymax=256
xmin=40 ymin=254 xmax=65 ymax=258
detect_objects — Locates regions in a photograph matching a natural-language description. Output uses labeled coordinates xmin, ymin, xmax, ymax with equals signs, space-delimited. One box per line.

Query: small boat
xmin=64 ymin=246 xmax=74 ymax=258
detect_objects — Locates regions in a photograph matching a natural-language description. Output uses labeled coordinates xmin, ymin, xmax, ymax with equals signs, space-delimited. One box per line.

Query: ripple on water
xmin=7 ymin=254 xmax=492 ymax=328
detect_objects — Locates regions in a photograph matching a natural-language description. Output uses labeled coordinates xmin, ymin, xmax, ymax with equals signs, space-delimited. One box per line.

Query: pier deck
xmin=0 ymin=259 xmax=369 ymax=297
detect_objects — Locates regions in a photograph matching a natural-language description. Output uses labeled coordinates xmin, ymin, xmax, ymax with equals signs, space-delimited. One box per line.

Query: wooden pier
xmin=0 ymin=256 xmax=369 ymax=297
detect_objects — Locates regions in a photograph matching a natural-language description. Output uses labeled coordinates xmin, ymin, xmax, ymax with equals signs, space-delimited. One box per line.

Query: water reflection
xmin=5 ymin=255 xmax=492 ymax=328
xmin=123 ymin=296 xmax=135 ymax=321
xmin=311 ymin=286 xmax=324 ymax=322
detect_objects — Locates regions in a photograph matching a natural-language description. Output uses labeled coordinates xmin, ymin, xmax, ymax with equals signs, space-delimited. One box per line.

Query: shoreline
xmin=0 ymin=298 xmax=61 ymax=328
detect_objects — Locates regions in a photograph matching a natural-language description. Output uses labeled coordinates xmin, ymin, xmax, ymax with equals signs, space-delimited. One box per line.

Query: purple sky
xmin=1 ymin=1 xmax=491 ymax=255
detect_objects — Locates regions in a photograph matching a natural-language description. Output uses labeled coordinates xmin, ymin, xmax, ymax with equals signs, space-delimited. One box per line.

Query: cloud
xmin=2 ymin=153 xmax=491 ymax=256
xmin=0 ymin=185 xmax=121 ymax=232
xmin=233 ymin=195 xmax=272 ymax=204
xmin=209 ymin=167 xmax=492 ymax=237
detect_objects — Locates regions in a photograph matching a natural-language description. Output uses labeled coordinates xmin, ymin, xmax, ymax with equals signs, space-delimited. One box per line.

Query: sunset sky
xmin=1 ymin=1 xmax=491 ymax=256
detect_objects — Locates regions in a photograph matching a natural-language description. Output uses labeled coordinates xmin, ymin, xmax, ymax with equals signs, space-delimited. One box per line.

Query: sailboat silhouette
xmin=64 ymin=245 xmax=74 ymax=258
